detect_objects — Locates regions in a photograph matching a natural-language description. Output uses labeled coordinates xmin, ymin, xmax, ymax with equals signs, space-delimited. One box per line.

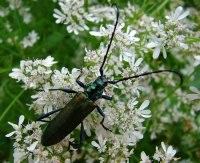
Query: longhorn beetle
xmin=36 ymin=4 xmax=183 ymax=147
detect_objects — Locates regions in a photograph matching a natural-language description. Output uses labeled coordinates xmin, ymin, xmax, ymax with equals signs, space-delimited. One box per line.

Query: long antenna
xmin=99 ymin=4 xmax=120 ymax=76
xmin=107 ymin=69 xmax=183 ymax=85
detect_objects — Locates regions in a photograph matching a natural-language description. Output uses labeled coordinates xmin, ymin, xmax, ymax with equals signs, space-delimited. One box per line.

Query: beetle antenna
xmin=99 ymin=4 xmax=119 ymax=76
xmin=107 ymin=69 xmax=183 ymax=85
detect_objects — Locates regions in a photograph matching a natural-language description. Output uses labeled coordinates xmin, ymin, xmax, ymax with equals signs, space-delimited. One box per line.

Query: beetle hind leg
xmin=101 ymin=95 xmax=112 ymax=100
xmin=96 ymin=106 xmax=112 ymax=132
xmin=68 ymin=122 xmax=85 ymax=150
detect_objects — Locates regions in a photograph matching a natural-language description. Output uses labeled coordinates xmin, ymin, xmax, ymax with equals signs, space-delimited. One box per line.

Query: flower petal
xmin=27 ymin=141 xmax=39 ymax=152
xmin=18 ymin=115 xmax=25 ymax=126
xmin=91 ymin=141 xmax=100 ymax=148
xmin=153 ymin=47 xmax=161 ymax=59
xmin=5 ymin=131 xmax=16 ymax=137
xmin=139 ymin=100 xmax=150 ymax=110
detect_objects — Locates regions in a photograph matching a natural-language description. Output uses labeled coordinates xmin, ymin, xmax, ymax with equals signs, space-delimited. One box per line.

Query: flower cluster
xmin=140 ymin=142 xmax=177 ymax=163
xmin=53 ymin=0 xmax=115 ymax=34
xmin=6 ymin=115 xmax=72 ymax=162
xmin=146 ymin=6 xmax=190 ymax=59
xmin=9 ymin=56 xmax=56 ymax=89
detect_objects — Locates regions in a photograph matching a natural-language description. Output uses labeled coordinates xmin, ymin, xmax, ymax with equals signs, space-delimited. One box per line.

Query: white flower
xmin=153 ymin=142 xmax=177 ymax=163
xmin=90 ymin=23 xmax=139 ymax=56
xmin=42 ymin=56 xmax=57 ymax=67
xmin=161 ymin=142 xmax=176 ymax=162
xmin=91 ymin=134 xmax=107 ymax=153
xmin=140 ymin=151 xmax=151 ymax=163
xmin=5 ymin=115 xmax=24 ymax=138
xmin=53 ymin=0 xmax=89 ymax=34
xmin=19 ymin=7 xmax=32 ymax=24
xmin=135 ymin=100 xmax=151 ymax=120
xmin=166 ymin=6 xmax=189 ymax=22
xmin=27 ymin=141 xmax=39 ymax=152
xmin=53 ymin=8 xmax=67 ymax=24
xmin=194 ymin=55 xmax=200 ymax=66
xmin=147 ymin=36 xmax=167 ymax=59
xmin=0 ymin=7 xmax=9 ymax=17
xmin=21 ymin=30 xmax=39 ymax=48
xmin=88 ymin=5 xmax=115 ymax=23
xmin=8 ymin=0 xmax=22 ymax=10
xmin=187 ymin=86 xmax=200 ymax=101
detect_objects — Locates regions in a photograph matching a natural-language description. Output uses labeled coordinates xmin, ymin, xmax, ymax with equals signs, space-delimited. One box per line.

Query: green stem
xmin=150 ymin=0 xmax=170 ymax=16
xmin=0 ymin=89 xmax=25 ymax=122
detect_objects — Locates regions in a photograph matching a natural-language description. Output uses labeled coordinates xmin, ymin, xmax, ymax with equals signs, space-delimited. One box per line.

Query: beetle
xmin=36 ymin=4 xmax=183 ymax=147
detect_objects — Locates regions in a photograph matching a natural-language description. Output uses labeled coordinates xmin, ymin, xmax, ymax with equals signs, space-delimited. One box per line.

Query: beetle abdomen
xmin=41 ymin=92 xmax=96 ymax=146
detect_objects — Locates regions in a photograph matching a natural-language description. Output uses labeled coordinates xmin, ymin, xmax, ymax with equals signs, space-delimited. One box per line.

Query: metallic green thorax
xmin=84 ymin=76 xmax=108 ymax=101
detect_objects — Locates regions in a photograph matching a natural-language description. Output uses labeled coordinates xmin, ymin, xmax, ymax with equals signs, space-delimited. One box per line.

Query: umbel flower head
xmin=5 ymin=2 xmax=184 ymax=162
xmin=7 ymin=51 xmax=152 ymax=161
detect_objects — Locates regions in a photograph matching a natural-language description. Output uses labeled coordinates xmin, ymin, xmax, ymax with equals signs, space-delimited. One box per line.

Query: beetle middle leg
xmin=48 ymin=88 xmax=77 ymax=93
xmin=101 ymin=95 xmax=112 ymax=100
xmin=36 ymin=108 xmax=62 ymax=122
xmin=96 ymin=106 xmax=112 ymax=132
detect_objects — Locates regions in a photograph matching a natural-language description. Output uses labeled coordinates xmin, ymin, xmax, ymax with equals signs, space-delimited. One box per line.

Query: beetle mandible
xmin=37 ymin=4 xmax=183 ymax=147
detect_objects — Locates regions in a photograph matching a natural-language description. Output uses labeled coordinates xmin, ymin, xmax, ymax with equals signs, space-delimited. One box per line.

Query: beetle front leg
xmin=76 ymin=68 xmax=85 ymax=88
xmin=37 ymin=88 xmax=77 ymax=94
xmin=96 ymin=106 xmax=112 ymax=132
xmin=36 ymin=108 xmax=62 ymax=122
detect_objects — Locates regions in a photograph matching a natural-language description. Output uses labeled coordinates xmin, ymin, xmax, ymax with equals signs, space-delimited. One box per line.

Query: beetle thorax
xmin=84 ymin=76 xmax=108 ymax=101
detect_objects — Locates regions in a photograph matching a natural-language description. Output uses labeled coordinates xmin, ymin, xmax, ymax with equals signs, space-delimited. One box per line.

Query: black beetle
xmin=37 ymin=4 xmax=183 ymax=147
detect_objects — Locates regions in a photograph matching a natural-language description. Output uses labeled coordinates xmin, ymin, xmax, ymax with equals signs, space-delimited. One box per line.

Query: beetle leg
xmin=76 ymin=67 xmax=85 ymax=88
xmin=68 ymin=122 xmax=85 ymax=150
xmin=80 ymin=122 xmax=84 ymax=144
xmin=76 ymin=80 xmax=85 ymax=88
xmin=101 ymin=95 xmax=112 ymax=100
xmin=48 ymin=88 xmax=77 ymax=93
xmin=96 ymin=106 xmax=112 ymax=132
xmin=36 ymin=108 xmax=62 ymax=122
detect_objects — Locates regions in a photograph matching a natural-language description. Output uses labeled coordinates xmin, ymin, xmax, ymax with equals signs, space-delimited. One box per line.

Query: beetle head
xmin=84 ymin=76 xmax=108 ymax=101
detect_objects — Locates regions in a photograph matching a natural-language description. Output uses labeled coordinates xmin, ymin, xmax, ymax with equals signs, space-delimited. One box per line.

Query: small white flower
xmin=166 ymin=6 xmax=189 ymax=22
xmin=21 ymin=30 xmax=39 ymax=48
xmin=153 ymin=142 xmax=177 ymax=163
xmin=27 ymin=141 xmax=39 ymax=152
xmin=53 ymin=9 xmax=66 ymax=24
xmin=136 ymin=100 xmax=151 ymax=119
xmin=5 ymin=115 xmax=24 ymax=138
xmin=42 ymin=56 xmax=57 ymax=67
xmin=194 ymin=55 xmax=200 ymax=66
xmin=147 ymin=36 xmax=167 ymax=59
xmin=140 ymin=151 xmax=151 ymax=163
xmin=91 ymin=134 xmax=107 ymax=153
xmin=187 ymin=86 xmax=200 ymax=101
xmin=161 ymin=142 xmax=176 ymax=162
